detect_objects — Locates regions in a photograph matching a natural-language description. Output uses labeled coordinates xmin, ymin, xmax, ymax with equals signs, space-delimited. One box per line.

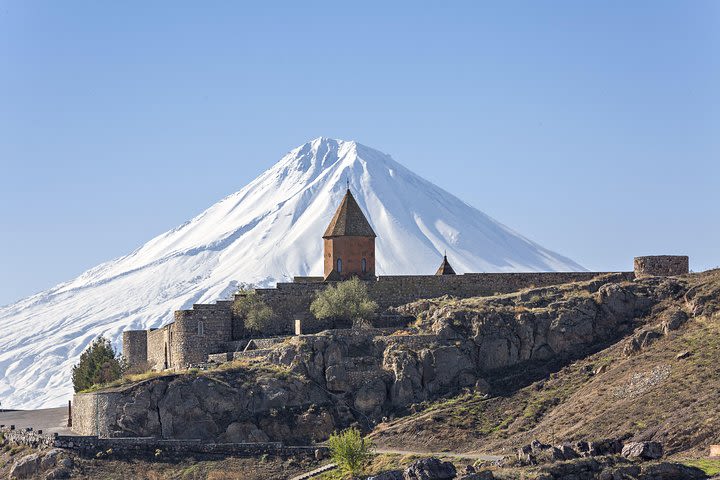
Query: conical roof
xmin=435 ymin=255 xmax=456 ymax=275
xmin=323 ymin=189 xmax=376 ymax=238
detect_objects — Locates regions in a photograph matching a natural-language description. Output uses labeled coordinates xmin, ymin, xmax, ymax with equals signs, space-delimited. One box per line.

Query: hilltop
xmin=371 ymin=269 xmax=720 ymax=459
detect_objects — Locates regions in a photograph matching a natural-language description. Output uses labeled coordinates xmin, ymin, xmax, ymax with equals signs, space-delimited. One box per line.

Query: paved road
xmin=0 ymin=407 xmax=72 ymax=435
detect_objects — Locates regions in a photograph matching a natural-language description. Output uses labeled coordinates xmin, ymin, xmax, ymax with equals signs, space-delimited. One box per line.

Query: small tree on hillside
xmin=310 ymin=277 xmax=378 ymax=328
xmin=233 ymin=291 xmax=275 ymax=334
xmin=71 ymin=336 xmax=125 ymax=392
xmin=327 ymin=427 xmax=374 ymax=478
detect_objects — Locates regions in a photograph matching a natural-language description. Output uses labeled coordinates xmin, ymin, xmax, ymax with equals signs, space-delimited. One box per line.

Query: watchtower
xmin=323 ymin=189 xmax=376 ymax=280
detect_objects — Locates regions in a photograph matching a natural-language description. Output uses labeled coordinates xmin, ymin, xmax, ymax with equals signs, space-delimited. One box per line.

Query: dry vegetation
xmin=0 ymin=446 xmax=320 ymax=480
xmin=372 ymin=270 xmax=720 ymax=459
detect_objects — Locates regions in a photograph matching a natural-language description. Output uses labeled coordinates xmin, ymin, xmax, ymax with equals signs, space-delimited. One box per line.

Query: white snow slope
xmin=0 ymin=138 xmax=584 ymax=408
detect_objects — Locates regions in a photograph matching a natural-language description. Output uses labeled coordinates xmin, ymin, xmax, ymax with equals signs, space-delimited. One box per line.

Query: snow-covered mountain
xmin=0 ymin=137 xmax=584 ymax=408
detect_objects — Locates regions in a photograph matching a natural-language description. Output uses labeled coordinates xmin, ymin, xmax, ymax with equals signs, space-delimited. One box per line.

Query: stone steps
xmin=290 ymin=462 xmax=338 ymax=480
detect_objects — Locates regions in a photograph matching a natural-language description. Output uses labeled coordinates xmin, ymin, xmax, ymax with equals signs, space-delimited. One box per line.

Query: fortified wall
xmin=123 ymin=269 xmax=650 ymax=371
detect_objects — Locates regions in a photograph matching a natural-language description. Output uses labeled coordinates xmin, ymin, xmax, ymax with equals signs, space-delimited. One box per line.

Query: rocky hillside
xmin=87 ymin=270 xmax=720 ymax=455
xmin=371 ymin=269 xmax=720 ymax=458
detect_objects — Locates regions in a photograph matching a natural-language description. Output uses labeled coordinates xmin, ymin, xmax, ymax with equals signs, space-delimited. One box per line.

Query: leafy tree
xmin=327 ymin=427 xmax=374 ymax=478
xmin=71 ymin=336 xmax=125 ymax=392
xmin=310 ymin=277 xmax=378 ymax=327
xmin=233 ymin=292 xmax=275 ymax=333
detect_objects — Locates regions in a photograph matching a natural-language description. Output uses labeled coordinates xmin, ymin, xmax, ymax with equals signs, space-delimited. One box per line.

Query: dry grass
xmin=372 ymin=270 xmax=720 ymax=458
xmin=79 ymin=370 xmax=172 ymax=393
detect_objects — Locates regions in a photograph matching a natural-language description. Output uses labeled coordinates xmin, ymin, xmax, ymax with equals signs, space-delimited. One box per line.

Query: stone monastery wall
xmin=125 ymin=270 xmax=640 ymax=370
xmin=123 ymin=256 xmax=689 ymax=371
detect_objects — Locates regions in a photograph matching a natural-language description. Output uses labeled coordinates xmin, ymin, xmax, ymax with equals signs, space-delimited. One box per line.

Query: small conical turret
xmin=435 ymin=254 xmax=456 ymax=275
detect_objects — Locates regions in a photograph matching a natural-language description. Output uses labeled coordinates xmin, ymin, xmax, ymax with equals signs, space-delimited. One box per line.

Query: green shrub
xmin=233 ymin=292 xmax=275 ymax=333
xmin=310 ymin=277 xmax=378 ymax=327
xmin=327 ymin=427 xmax=374 ymax=478
xmin=71 ymin=336 xmax=126 ymax=392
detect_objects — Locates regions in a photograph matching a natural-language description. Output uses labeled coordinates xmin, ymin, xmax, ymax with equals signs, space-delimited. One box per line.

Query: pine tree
xmin=71 ymin=336 xmax=125 ymax=392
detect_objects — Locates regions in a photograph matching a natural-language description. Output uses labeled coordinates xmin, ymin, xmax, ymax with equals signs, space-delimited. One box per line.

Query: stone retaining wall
xmin=0 ymin=426 xmax=325 ymax=458
xmin=0 ymin=426 xmax=56 ymax=448
xmin=72 ymin=391 xmax=125 ymax=436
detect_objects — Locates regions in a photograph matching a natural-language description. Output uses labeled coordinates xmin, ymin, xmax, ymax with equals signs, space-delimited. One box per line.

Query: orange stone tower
xmin=323 ymin=189 xmax=376 ymax=280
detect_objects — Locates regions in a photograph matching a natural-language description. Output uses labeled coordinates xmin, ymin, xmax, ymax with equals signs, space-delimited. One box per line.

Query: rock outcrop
xmin=93 ymin=274 xmax=694 ymax=443
xmin=621 ymin=441 xmax=663 ymax=461
xmin=403 ymin=457 xmax=457 ymax=479
xmin=105 ymin=367 xmax=338 ymax=444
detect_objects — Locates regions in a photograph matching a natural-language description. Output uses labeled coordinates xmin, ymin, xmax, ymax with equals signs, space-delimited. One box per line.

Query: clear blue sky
xmin=1 ymin=1 xmax=718 ymax=306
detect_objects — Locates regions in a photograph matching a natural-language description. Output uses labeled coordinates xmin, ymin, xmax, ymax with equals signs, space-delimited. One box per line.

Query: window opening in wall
xmin=337 ymin=258 xmax=343 ymax=273
xmin=361 ymin=258 xmax=367 ymax=273
xmin=197 ymin=321 xmax=204 ymax=336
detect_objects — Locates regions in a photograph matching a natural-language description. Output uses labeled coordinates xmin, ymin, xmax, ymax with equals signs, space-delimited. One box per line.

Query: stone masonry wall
xmin=146 ymin=326 xmax=170 ymax=371
xmin=122 ymin=330 xmax=147 ymax=368
xmin=72 ymin=391 xmax=124 ymax=436
xmin=173 ymin=301 xmax=232 ymax=367
xmin=369 ymin=272 xmax=622 ymax=309
xmin=134 ymin=271 xmax=635 ymax=370
xmin=3 ymin=425 xmax=326 ymax=458
xmin=634 ymin=255 xmax=689 ymax=278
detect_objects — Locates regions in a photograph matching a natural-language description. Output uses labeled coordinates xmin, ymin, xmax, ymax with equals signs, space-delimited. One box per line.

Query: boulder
xmin=404 ymin=457 xmax=457 ymax=480
xmin=621 ymin=441 xmax=663 ymax=460
xmin=44 ymin=468 xmax=70 ymax=480
xmin=40 ymin=449 xmax=62 ymax=470
xmin=662 ymin=309 xmax=688 ymax=334
xmin=9 ymin=453 xmax=42 ymax=479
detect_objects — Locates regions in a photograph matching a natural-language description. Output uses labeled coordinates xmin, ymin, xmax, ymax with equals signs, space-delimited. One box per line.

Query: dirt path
xmin=374 ymin=447 xmax=504 ymax=462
